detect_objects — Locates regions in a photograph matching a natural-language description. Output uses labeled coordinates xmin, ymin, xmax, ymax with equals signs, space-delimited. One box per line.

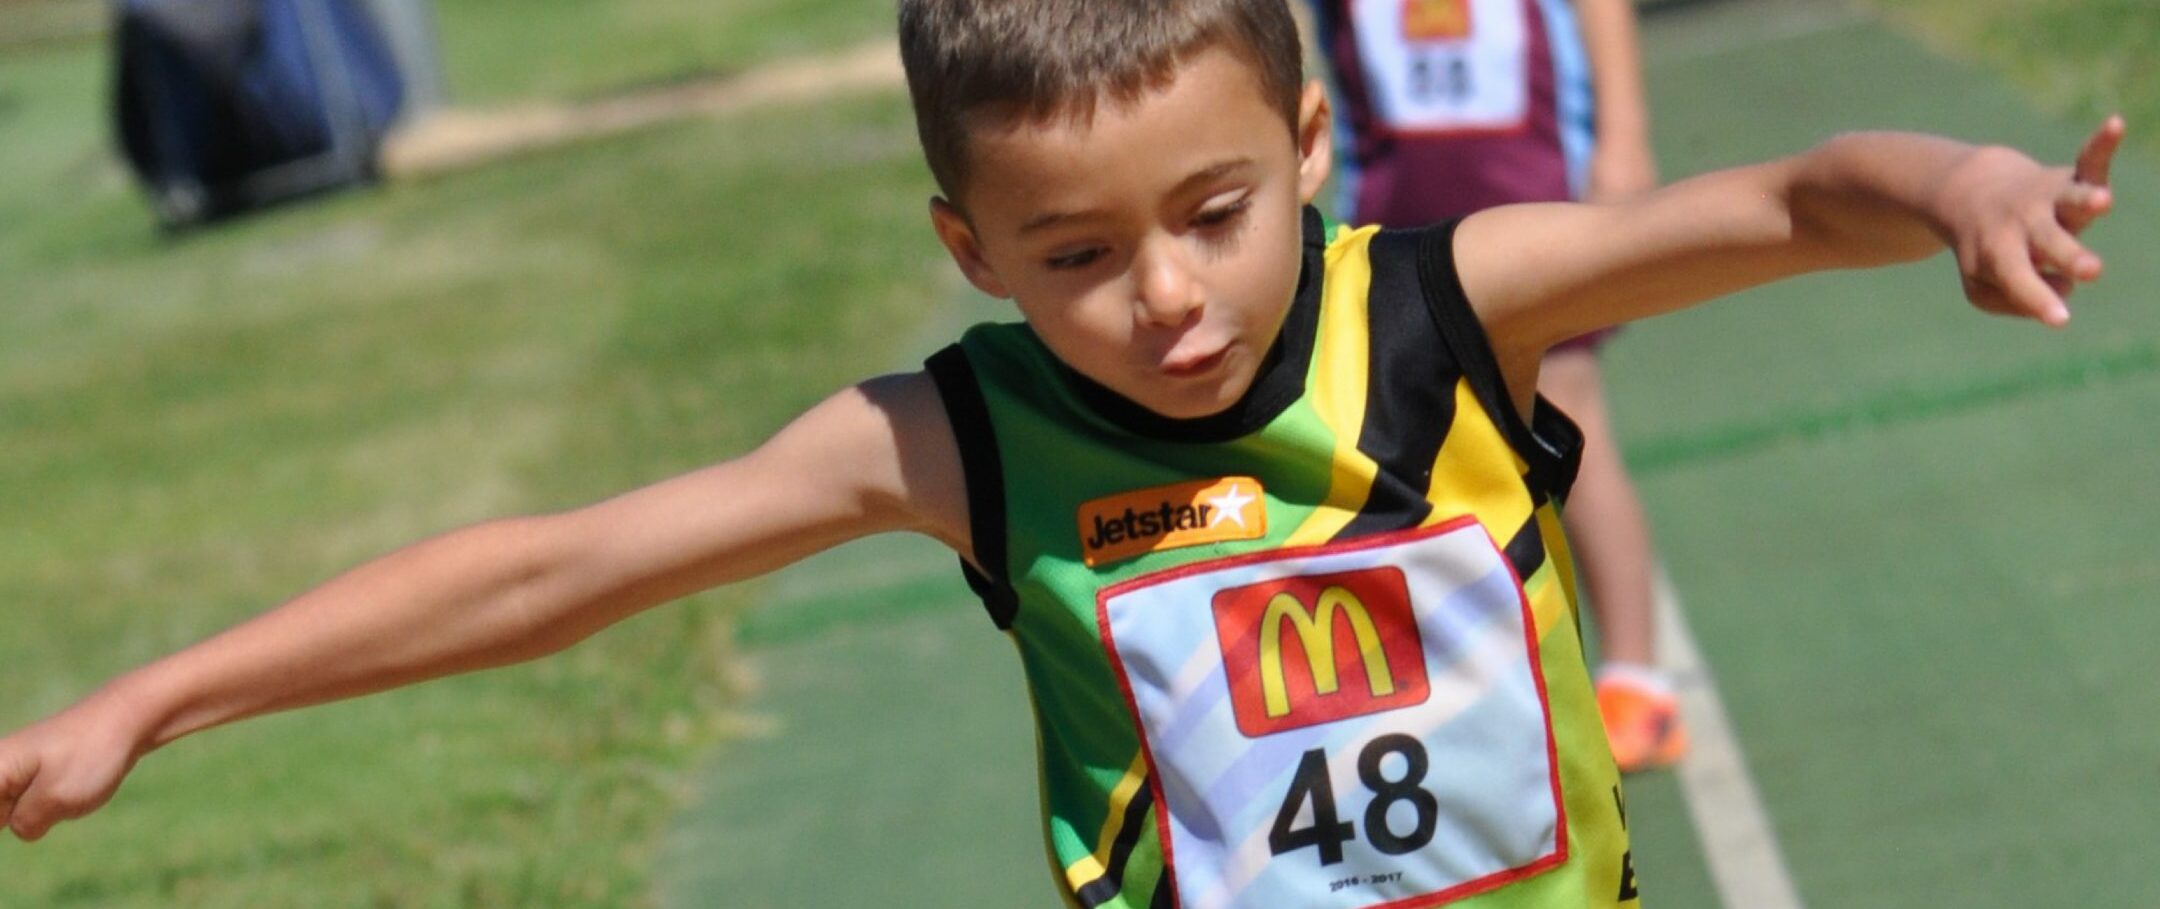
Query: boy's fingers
xmin=0 ymin=750 xmax=27 ymax=840
xmin=2039 ymin=271 xmax=2076 ymax=301
xmin=1994 ymin=252 xmax=2071 ymax=326
xmin=1967 ymin=234 xmax=2068 ymax=325
xmin=4 ymin=788 xmax=38 ymax=842
xmin=8 ymin=780 xmax=71 ymax=842
xmin=2074 ymin=115 xmax=2125 ymax=186
xmin=0 ymin=748 xmax=84 ymax=842
xmin=7 ymin=808 xmax=37 ymax=843
xmin=2032 ymin=221 xmax=2102 ymax=283
xmin=2056 ymin=183 xmax=2114 ymax=233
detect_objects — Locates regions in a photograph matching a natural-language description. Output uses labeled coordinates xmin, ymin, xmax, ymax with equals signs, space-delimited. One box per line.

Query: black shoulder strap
xmin=1414 ymin=221 xmax=1583 ymax=503
xmin=923 ymin=343 xmax=1019 ymax=629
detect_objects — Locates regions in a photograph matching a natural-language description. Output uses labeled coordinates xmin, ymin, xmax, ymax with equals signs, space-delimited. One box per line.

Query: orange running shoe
xmin=1596 ymin=676 xmax=1688 ymax=774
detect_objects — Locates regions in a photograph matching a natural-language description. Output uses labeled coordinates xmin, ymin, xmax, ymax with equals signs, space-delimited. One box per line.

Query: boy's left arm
xmin=1456 ymin=118 xmax=2124 ymax=410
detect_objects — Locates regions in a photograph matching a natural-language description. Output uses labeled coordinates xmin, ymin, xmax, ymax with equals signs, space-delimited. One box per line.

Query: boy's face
xmin=932 ymin=46 xmax=1332 ymax=420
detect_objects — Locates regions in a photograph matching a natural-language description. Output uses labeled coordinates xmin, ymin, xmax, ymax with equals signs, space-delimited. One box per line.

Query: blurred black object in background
xmin=114 ymin=0 xmax=405 ymax=228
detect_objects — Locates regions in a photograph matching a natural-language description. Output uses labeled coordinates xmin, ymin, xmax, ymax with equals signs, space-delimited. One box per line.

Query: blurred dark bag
xmin=114 ymin=0 xmax=406 ymax=227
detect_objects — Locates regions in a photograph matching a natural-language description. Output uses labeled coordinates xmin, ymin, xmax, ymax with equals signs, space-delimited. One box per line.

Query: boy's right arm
xmin=0 ymin=371 xmax=968 ymax=842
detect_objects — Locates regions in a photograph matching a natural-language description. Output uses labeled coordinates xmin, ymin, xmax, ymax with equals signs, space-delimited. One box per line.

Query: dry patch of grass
xmin=1860 ymin=0 xmax=2160 ymax=156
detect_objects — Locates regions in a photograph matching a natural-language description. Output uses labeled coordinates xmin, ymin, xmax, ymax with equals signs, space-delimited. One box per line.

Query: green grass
xmin=0 ymin=22 xmax=947 ymax=909
xmin=1860 ymin=0 xmax=2160 ymax=158
xmin=0 ymin=0 xmax=895 ymax=103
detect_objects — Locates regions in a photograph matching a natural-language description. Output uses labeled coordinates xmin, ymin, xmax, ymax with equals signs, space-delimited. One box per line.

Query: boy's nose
xmin=1133 ymin=239 xmax=1203 ymax=327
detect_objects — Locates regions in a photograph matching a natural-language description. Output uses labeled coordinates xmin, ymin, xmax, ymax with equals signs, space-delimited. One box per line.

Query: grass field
xmin=0 ymin=2 xmax=937 ymax=904
xmin=3 ymin=0 xmax=2155 ymax=906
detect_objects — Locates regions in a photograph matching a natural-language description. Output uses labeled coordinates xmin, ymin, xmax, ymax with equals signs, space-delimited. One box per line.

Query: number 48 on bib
xmin=1097 ymin=518 xmax=1567 ymax=909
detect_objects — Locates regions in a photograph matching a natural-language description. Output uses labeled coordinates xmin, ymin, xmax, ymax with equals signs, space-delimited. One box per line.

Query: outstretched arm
xmin=0 ymin=372 xmax=967 ymax=841
xmin=1458 ymin=117 xmax=2124 ymax=410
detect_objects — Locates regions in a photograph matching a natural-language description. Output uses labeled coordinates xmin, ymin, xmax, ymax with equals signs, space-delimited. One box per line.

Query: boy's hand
xmin=1941 ymin=116 xmax=2122 ymax=327
xmin=0 ymin=701 xmax=144 ymax=842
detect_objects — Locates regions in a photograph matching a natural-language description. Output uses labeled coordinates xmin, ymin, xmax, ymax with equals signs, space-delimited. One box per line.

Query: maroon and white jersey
xmin=1311 ymin=0 xmax=1595 ymax=225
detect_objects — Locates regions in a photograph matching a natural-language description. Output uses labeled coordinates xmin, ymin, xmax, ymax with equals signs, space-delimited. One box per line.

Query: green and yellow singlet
xmin=924 ymin=209 xmax=1637 ymax=909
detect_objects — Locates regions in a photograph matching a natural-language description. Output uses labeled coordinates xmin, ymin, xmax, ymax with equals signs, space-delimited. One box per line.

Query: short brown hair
xmin=898 ymin=0 xmax=1304 ymax=202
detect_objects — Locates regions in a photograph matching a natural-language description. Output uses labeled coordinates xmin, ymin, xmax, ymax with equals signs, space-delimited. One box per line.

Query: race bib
xmin=1097 ymin=517 xmax=1563 ymax=909
xmin=1351 ymin=0 xmax=1531 ymax=133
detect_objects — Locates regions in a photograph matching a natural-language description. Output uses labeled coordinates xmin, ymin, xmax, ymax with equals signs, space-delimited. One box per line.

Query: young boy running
xmin=0 ymin=1 xmax=2122 ymax=906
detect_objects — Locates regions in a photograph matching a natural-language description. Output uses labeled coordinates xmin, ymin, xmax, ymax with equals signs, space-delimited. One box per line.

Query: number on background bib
xmin=1351 ymin=0 xmax=1531 ymax=133
xmin=1097 ymin=518 xmax=1565 ymax=909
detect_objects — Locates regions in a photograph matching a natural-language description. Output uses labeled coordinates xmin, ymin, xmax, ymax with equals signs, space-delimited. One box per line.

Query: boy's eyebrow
xmin=1017 ymin=157 xmax=1258 ymax=234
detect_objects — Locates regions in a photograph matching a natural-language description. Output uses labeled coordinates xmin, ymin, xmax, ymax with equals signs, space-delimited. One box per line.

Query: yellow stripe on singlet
xmin=1421 ymin=379 xmax=1533 ymax=533
xmin=1422 ymin=377 xmax=1572 ymax=637
xmin=1286 ymin=226 xmax=1383 ymax=547
xmin=1530 ymin=501 xmax=1580 ymax=637
xmin=1062 ymin=752 xmax=1151 ymax=895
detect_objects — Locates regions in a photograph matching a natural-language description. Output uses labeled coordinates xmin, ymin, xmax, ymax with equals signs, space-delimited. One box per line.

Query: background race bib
xmin=1098 ymin=518 xmax=1564 ymax=909
xmin=1351 ymin=0 xmax=1531 ymax=133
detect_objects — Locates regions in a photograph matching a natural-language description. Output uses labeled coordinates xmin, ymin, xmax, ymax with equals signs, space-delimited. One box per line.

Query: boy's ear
xmin=1295 ymin=80 xmax=1334 ymax=206
xmin=929 ymin=197 xmax=1012 ymax=299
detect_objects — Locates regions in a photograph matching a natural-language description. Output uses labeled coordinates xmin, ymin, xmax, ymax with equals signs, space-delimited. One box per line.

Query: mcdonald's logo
xmin=1402 ymin=0 xmax=1473 ymax=41
xmin=1211 ymin=567 xmax=1430 ymax=737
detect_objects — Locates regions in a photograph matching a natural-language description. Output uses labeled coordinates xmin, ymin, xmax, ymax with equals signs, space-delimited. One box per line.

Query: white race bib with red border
xmin=1098 ymin=518 xmax=1564 ymax=909
xmin=1351 ymin=0 xmax=1532 ymax=134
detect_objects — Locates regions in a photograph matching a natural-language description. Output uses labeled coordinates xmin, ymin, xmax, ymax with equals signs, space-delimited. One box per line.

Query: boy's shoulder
xmin=733 ymin=369 xmax=974 ymax=564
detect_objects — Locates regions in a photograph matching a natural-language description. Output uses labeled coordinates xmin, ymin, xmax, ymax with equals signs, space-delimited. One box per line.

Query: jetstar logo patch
xmin=1077 ymin=477 xmax=1266 ymax=567
xmin=1402 ymin=0 xmax=1473 ymax=41
xmin=1211 ymin=566 xmax=1430 ymax=738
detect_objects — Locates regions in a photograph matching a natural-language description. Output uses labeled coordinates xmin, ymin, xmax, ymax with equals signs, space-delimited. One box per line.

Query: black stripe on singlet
xmin=1074 ymin=783 xmax=1157 ymax=908
xmin=924 ymin=345 xmax=1020 ymax=629
xmin=1413 ymin=222 xmax=1584 ymax=505
xmin=1501 ymin=509 xmax=1548 ymax=583
xmin=1336 ymin=227 xmax=1458 ymax=541
xmin=1149 ymin=872 xmax=1175 ymax=909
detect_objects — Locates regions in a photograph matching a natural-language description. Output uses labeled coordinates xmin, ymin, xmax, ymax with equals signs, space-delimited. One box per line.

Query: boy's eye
xmin=1194 ymin=193 xmax=1253 ymax=229
xmin=1045 ymin=247 xmax=1105 ymax=270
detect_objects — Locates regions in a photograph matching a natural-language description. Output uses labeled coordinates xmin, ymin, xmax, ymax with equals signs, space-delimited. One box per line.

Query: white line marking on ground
xmin=1656 ymin=568 xmax=1807 ymax=909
